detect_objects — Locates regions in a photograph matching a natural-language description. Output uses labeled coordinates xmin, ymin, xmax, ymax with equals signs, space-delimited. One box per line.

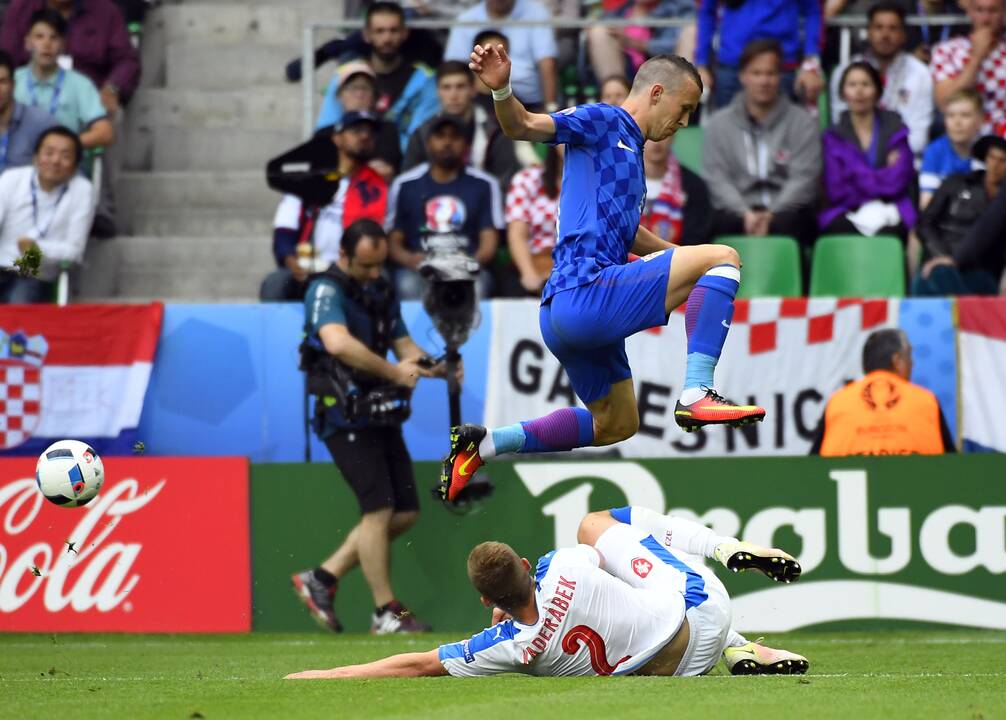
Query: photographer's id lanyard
xmin=26 ymin=69 xmax=65 ymax=117
xmin=30 ymin=174 xmax=68 ymax=239
xmin=0 ymin=131 xmax=9 ymax=173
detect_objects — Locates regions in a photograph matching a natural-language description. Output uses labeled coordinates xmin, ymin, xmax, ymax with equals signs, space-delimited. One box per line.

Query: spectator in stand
xmin=15 ymin=10 xmax=113 ymax=150
xmin=318 ymin=60 xmax=402 ymax=182
xmin=599 ymin=74 xmax=631 ymax=105
xmin=931 ymin=0 xmax=1006 ymax=133
xmin=444 ymin=0 xmax=559 ymax=111
xmin=810 ymin=329 xmax=955 ymax=456
xmin=402 ymin=60 xmax=520 ymax=191
xmin=695 ymin=0 xmax=824 ymax=110
xmin=0 ymin=0 xmax=140 ymax=105
xmin=261 ymin=112 xmax=388 ymax=302
xmin=820 ymin=61 xmax=916 ymax=240
xmin=317 ymin=2 xmax=439 ymax=154
xmin=0 ymin=126 xmax=93 ymax=303
xmin=500 ymin=144 xmax=561 ymax=297
xmin=908 ymin=0 xmax=971 ymax=64
xmin=829 ymin=3 xmax=934 ymax=158
xmin=586 ymin=0 xmax=694 ymax=84
xmin=915 ymin=135 xmax=1006 ymax=295
xmin=642 ymin=135 xmax=711 ymax=246
xmin=823 ymin=0 xmax=968 ymax=66
xmin=2 ymin=0 xmax=141 ymax=237
xmin=387 ymin=115 xmax=502 ymax=299
xmin=919 ymin=89 xmax=983 ymax=208
xmin=703 ymin=40 xmax=822 ymax=249
xmin=0 ymin=50 xmax=56 ymax=173
xmin=548 ymin=0 xmax=581 ymax=70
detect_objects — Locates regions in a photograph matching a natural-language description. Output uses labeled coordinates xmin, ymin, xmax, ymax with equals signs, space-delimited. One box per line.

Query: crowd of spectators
xmin=0 ymin=0 xmax=140 ymax=302
xmin=261 ymin=0 xmax=1005 ymax=300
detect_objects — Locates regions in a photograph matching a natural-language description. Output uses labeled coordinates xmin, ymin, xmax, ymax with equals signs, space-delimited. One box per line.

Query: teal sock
xmin=481 ymin=423 xmax=525 ymax=458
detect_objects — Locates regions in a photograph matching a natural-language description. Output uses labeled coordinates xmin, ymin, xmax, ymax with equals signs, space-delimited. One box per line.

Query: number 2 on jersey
xmin=561 ymin=625 xmax=631 ymax=676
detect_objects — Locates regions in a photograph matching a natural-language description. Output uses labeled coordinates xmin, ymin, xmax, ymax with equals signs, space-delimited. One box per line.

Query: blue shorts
xmin=539 ymin=248 xmax=674 ymax=404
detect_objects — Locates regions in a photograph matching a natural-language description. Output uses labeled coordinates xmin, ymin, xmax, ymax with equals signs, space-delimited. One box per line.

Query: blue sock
xmin=683 ymin=264 xmax=740 ymax=391
xmin=519 ymin=407 xmax=595 ymax=453
xmin=684 ymin=352 xmax=717 ymax=392
xmin=488 ymin=423 xmax=525 ymax=456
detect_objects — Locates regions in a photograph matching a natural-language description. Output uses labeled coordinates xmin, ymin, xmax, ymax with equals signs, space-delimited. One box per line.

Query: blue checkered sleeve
xmin=551 ymin=104 xmax=620 ymax=147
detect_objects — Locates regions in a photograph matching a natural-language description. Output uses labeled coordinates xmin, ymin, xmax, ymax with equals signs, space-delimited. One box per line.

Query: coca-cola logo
xmin=0 ymin=477 xmax=165 ymax=614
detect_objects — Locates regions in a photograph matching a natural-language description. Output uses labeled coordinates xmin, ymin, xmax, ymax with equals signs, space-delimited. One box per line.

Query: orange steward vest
xmin=819 ymin=370 xmax=945 ymax=456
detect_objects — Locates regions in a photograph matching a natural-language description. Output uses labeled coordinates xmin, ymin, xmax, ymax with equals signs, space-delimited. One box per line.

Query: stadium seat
xmin=809 ymin=234 xmax=906 ymax=297
xmin=817 ymin=78 xmax=830 ymax=132
xmin=673 ymin=126 xmax=703 ymax=175
xmin=715 ymin=235 xmax=802 ymax=298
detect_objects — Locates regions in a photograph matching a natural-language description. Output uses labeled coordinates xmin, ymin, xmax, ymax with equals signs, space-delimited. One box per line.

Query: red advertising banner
xmin=0 ymin=457 xmax=250 ymax=632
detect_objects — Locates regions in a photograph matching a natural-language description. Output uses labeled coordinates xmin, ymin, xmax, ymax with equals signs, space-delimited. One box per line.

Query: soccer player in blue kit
xmin=442 ymin=44 xmax=765 ymax=502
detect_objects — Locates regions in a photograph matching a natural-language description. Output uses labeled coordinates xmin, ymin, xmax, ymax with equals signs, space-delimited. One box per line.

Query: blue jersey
xmin=542 ymin=104 xmax=646 ymax=302
xmin=920 ymin=134 xmax=975 ymax=194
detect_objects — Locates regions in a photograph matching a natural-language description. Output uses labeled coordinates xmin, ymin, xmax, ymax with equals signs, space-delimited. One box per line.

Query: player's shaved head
xmin=629 ymin=54 xmax=703 ymax=97
xmin=467 ymin=541 xmax=533 ymax=613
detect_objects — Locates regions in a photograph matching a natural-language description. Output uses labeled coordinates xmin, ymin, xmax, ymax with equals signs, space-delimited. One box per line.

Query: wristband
xmin=800 ymin=56 xmax=821 ymax=74
xmin=492 ymin=83 xmax=513 ymax=102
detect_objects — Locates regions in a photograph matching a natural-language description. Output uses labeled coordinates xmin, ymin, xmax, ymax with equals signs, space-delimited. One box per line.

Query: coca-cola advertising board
xmin=0 ymin=457 xmax=250 ymax=632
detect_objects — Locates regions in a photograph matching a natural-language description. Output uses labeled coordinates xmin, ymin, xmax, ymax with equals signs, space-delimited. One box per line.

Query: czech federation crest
xmin=0 ymin=329 xmax=47 ymax=449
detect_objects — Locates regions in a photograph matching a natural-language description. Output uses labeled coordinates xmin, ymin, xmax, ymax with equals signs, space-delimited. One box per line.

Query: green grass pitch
xmin=2 ymin=631 xmax=1004 ymax=719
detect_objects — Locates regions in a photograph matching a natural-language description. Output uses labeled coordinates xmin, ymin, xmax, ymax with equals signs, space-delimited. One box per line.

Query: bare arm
xmin=474 ymin=226 xmax=499 ymax=266
xmin=631 ymin=225 xmax=677 ymax=256
xmin=285 ymin=649 xmax=447 ymax=679
xmin=934 ymin=30 xmax=994 ymax=111
xmin=391 ymin=335 xmax=425 ymax=362
xmin=79 ymin=118 xmax=114 ymax=149
xmin=389 ymin=228 xmax=424 ymax=270
xmin=537 ymin=57 xmax=558 ymax=108
xmin=507 ymin=221 xmax=541 ymax=275
xmin=318 ymin=323 xmax=415 ymax=387
xmin=470 ymin=43 xmax=556 ymax=143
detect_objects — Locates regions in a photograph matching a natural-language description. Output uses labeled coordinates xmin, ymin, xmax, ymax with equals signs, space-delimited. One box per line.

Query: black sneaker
xmin=371 ymin=601 xmax=431 ymax=634
xmin=291 ymin=570 xmax=343 ymax=632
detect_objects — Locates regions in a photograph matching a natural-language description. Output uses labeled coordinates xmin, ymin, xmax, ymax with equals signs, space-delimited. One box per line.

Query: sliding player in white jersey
xmin=285 ymin=508 xmax=808 ymax=679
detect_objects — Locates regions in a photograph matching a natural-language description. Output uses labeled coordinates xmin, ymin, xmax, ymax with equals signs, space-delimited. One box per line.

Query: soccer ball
xmin=35 ymin=440 xmax=105 ymax=508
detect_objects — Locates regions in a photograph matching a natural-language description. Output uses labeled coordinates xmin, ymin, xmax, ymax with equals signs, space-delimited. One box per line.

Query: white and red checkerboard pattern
xmin=663 ymin=297 xmax=891 ymax=355
xmin=0 ymin=362 xmax=42 ymax=449
xmin=505 ymin=165 xmax=558 ymax=255
xmin=931 ymin=34 xmax=1006 ymax=134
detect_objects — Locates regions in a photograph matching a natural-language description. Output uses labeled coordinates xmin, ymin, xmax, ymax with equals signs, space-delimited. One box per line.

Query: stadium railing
xmin=298 ymin=14 xmax=967 ymax=139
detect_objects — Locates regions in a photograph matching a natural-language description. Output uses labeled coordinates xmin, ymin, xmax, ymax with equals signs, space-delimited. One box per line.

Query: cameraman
xmin=292 ymin=219 xmax=454 ymax=634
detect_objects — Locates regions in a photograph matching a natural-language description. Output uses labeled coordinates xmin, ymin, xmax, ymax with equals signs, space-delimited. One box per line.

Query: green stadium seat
xmin=809 ymin=234 xmax=906 ymax=297
xmin=673 ymin=126 xmax=703 ymax=175
xmin=817 ymin=78 xmax=830 ymax=132
xmin=715 ymin=235 xmax=803 ymax=298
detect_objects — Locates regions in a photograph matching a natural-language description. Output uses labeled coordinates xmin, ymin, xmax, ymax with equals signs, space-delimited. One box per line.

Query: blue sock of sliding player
xmin=681 ymin=264 xmax=740 ymax=404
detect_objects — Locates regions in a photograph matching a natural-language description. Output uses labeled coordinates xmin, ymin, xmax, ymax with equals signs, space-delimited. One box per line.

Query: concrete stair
xmin=90 ymin=0 xmax=346 ymax=302
xmin=79 ymin=235 xmax=276 ymax=302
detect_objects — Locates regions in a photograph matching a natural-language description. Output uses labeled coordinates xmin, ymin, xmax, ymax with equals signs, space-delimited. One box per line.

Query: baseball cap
xmin=428 ymin=114 xmax=469 ymax=134
xmin=973 ymin=134 xmax=1006 ymax=162
xmin=335 ymin=110 xmax=380 ymax=133
xmin=336 ymin=60 xmax=377 ymax=88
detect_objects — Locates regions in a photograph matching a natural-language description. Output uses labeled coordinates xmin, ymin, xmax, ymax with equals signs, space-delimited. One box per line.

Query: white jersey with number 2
xmin=438 ymin=545 xmax=686 ymax=677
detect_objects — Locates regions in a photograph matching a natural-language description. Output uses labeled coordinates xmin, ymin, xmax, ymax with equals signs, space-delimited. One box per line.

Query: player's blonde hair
xmin=467 ymin=541 xmax=533 ymax=612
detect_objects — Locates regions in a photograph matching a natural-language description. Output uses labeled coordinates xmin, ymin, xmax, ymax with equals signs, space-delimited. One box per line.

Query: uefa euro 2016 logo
xmin=423 ymin=195 xmax=467 ymax=234
xmin=0 ymin=329 xmax=47 ymax=450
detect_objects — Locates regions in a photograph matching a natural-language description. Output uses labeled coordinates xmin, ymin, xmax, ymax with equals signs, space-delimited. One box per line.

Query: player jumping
xmin=441 ymin=46 xmax=764 ymax=502
xmin=285 ymin=508 xmax=807 ymax=678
